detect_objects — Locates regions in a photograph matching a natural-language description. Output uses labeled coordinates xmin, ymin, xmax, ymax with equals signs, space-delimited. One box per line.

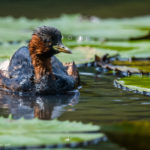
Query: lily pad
xmin=0 ymin=118 xmax=104 ymax=148
xmin=97 ymin=63 xmax=140 ymax=75
xmin=0 ymin=28 xmax=31 ymax=42
xmin=64 ymin=39 xmax=150 ymax=59
xmin=62 ymin=39 xmax=150 ymax=64
xmin=0 ymin=15 xmax=150 ymax=42
xmin=0 ymin=43 xmax=26 ymax=60
xmin=0 ymin=15 xmax=150 ymax=64
xmin=62 ymin=40 xmax=150 ymax=62
xmin=1 ymin=40 xmax=150 ymax=66
xmin=93 ymin=55 xmax=141 ymax=75
xmin=57 ymin=47 xmax=116 ymax=64
xmin=115 ymin=75 xmax=150 ymax=95
xmin=0 ymin=44 xmax=112 ymax=64
xmin=102 ymin=121 xmax=150 ymax=150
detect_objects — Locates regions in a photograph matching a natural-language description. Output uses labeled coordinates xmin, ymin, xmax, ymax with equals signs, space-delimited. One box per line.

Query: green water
xmin=62 ymin=74 xmax=150 ymax=124
xmin=0 ymin=67 xmax=150 ymax=149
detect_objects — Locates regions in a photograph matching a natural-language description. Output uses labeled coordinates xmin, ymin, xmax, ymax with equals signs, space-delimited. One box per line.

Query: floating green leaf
xmin=64 ymin=39 xmax=150 ymax=59
xmin=115 ymin=76 xmax=150 ymax=94
xmin=0 ymin=118 xmax=104 ymax=148
xmin=0 ymin=15 xmax=150 ymax=64
xmin=57 ymin=47 xmax=116 ymax=64
xmin=0 ymin=44 xmax=114 ymax=64
xmin=0 ymin=15 xmax=150 ymax=42
xmin=0 ymin=43 xmax=26 ymax=60
xmin=0 ymin=28 xmax=31 ymax=42
xmin=60 ymin=40 xmax=150 ymax=64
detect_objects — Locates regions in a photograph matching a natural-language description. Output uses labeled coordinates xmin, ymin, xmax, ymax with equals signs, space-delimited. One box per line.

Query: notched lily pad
xmin=0 ymin=118 xmax=104 ymax=149
xmin=64 ymin=39 xmax=150 ymax=61
xmin=114 ymin=75 xmax=150 ymax=96
xmin=102 ymin=121 xmax=150 ymax=150
xmin=93 ymin=54 xmax=150 ymax=76
xmin=94 ymin=55 xmax=141 ymax=75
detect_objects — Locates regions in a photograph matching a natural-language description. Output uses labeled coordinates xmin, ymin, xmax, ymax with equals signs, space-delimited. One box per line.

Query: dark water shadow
xmin=0 ymin=0 xmax=150 ymax=18
xmin=0 ymin=91 xmax=80 ymax=120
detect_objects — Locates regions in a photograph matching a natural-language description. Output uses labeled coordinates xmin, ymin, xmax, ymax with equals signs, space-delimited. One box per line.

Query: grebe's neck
xmin=31 ymin=55 xmax=52 ymax=81
xmin=29 ymin=35 xmax=54 ymax=81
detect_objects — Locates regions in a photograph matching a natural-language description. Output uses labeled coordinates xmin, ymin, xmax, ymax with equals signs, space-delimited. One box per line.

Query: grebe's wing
xmin=0 ymin=46 xmax=34 ymax=93
xmin=8 ymin=46 xmax=34 ymax=79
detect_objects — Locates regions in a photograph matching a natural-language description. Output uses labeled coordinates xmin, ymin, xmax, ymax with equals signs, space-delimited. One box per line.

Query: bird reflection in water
xmin=0 ymin=91 xmax=79 ymax=120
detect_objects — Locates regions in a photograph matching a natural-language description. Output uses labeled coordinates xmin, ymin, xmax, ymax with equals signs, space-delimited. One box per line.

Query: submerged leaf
xmin=112 ymin=60 xmax=150 ymax=73
xmin=102 ymin=121 xmax=150 ymax=150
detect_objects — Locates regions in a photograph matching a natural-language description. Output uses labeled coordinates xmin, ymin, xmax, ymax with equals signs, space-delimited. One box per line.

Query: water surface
xmin=0 ymin=67 xmax=150 ymax=149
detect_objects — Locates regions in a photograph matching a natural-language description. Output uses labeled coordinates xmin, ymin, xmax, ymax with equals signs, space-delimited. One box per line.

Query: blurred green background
xmin=0 ymin=0 xmax=150 ymax=18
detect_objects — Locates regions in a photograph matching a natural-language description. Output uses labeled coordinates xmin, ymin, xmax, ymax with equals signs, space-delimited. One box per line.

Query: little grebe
xmin=0 ymin=26 xmax=80 ymax=94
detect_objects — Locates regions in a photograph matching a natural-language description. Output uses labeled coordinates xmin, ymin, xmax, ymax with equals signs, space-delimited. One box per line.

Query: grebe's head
xmin=29 ymin=26 xmax=71 ymax=57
